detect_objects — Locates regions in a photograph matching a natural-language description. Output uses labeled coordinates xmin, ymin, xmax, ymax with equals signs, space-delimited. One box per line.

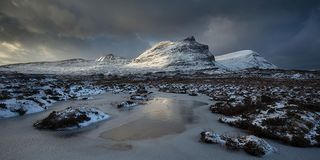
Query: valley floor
xmin=1 ymin=91 xmax=319 ymax=160
xmin=0 ymin=71 xmax=319 ymax=159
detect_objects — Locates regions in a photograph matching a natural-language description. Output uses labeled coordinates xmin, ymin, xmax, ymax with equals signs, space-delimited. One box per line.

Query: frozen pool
xmin=0 ymin=91 xmax=319 ymax=160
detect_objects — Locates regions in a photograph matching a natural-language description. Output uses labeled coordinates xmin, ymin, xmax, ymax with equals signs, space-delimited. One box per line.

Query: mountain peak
xmin=105 ymin=54 xmax=115 ymax=58
xmin=95 ymin=54 xmax=129 ymax=64
xmin=96 ymin=54 xmax=124 ymax=61
xmin=183 ymin=36 xmax=196 ymax=42
xmin=127 ymin=36 xmax=216 ymax=69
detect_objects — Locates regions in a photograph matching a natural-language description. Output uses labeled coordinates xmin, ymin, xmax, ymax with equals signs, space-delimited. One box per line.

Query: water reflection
xmin=100 ymin=98 xmax=207 ymax=141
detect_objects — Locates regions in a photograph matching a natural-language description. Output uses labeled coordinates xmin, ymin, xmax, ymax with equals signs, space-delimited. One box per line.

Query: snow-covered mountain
xmin=96 ymin=54 xmax=130 ymax=64
xmin=127 ymin=36 xmax=217 ymax=70
xmin=215 ymin=50 xmax=277 ymax=71
xmin=0 ymin=37 xmax=278 ymax=75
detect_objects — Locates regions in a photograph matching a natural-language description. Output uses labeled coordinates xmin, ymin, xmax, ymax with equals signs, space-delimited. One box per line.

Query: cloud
xmin=1 ymin=42 xmax=24 ymax=52
xmin=0 ymin=41 xmax=29 ymax=64
xmin=0 ymin=0 xmax=319 ymax=69
xmin=268 ymin=12 xmax=320 ymax=69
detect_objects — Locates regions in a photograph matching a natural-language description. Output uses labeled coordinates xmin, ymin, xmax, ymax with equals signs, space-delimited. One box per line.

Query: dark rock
xmin=244 ymin=141 xmax=267 ymax=157
xmin=11 ymin=107 xmax=27 ymax=115
xmin=188 ymin=92 xmax=198 ymax=96
xmin=260 ymin=95 xmax=273 ymax=105
xmin=290 ymin=135 xmax=311 ymax=147
xmin=200 ymin=131 xmax=215 ymax=144
xmin=49 ymin=96 xmax=61 ymax=101
xmin=0 ymin=91 xmax=11 ymax=100
xmin=183 ymin=36 xmax=196 ymax=42
xmin=0 ymin=103 xmax=7 ymax=109
xmin=225 ymin=138 xmax=241 ymax=150
xmin=32 ymin=107 xmax=106 ymax=130
xmin=136 ymin=85 xmax=148 ymax=94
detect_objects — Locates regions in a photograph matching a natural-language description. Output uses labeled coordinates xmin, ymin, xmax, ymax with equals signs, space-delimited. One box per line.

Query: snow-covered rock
xmin=127 ymin=36 xmax=218 ymax=71
xmin=33 ymin=106 xmax=109 ymax=130
xmin=242 ymin=135 xmax=276 ymax=156
xmin=200 ymin=131 xmax=275 ymax=157
xmin=200 ymin=131 xmax=226 ymax=144
xmin=215 ymin=50 xmax=277 ymax=71
xmin=117 ymin=101 xmax=138 ymax=110
xmin=130 ymin=95 xmax=148 ymax=100
xmin=0 ymin=99 xmax=45 ymax=118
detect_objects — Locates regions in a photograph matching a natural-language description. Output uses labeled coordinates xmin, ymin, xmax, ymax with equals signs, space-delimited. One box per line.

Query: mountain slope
xmin=215 ymin=50 xmax=277 ymax=71
xmin=0 ymin=58 xmax=129 ymax=75
xmin=127 ymin=36 xmax=217 ymax=70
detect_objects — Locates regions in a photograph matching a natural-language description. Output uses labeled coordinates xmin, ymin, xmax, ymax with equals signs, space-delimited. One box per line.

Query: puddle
xmin=100 ymin=98 xmax=207 ymax=141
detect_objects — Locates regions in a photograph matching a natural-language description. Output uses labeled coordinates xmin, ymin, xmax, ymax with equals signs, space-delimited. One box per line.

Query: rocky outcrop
xmin=33 ymin=107 xmax=109 ymax=130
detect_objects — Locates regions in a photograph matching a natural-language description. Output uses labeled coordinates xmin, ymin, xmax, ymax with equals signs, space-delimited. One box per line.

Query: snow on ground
xmin=157 ymin=80 xmax=320 ymax=147
xmin=69 ymin=85 xmax=106 ymax=99
xmin=0 ymin=73 xmax=319 ymax=158
xmin=4 ymin=90 xmax=320 ymax=160
xmin=0 ymin=74 xmax=110 ymax=118
xmin=0 ymin=84 xmax=107 ymax=119
xmin=0 ymin=70 xmax=319 ymax=150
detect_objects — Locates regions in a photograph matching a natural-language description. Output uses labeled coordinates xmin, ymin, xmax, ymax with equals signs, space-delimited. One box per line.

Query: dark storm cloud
xmin=0 ymin=0 xmax=319 ymax=69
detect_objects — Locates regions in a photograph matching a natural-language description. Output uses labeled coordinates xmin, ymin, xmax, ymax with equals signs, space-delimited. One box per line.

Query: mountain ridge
xmin=0 ymin=36 xmax=278 ymax=74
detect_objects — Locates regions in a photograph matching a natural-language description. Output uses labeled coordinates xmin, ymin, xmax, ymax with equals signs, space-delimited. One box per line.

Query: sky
xmin=0 ymin=0 xmax=319 ymax=69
